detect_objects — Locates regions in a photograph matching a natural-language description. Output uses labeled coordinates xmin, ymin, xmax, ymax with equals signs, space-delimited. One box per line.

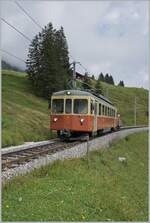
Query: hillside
xmin=2 ymin=70 xmax=53 ymax=147
xmin=2 ymin=60 xmax=24 ymax=72
xmin=2 ymin=70 xmax=148 ymax=147
xmin=100 ymin=82 xmax=148 ymax=126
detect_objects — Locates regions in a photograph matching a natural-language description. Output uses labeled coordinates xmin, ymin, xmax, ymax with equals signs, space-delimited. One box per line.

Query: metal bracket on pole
xmin=69 ymin=61 xmax=81 ymax=89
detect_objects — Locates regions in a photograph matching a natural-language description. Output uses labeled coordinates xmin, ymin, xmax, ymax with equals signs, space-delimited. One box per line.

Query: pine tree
xmin=98 ymin=72 xmax=104 ymax=81
xmin=109 ymin=75 xmax=115 ymax=85
xmin=91 ymin=75 xmax=95 ymax=80
xmin=118 ymin=80 xmax=124 ymax=87
xmin=105 ymin=73 xmax=110 ymax=83
xmin=26 ymin=23 xmax=70 ymax=99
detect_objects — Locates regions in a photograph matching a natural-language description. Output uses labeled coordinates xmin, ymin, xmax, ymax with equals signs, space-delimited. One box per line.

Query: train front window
xmin=74 ymin=99 xmax=88 ymax=114
xmin=52 ymin=99 xmax=64 ymax=114
xmin=65 ymin=99 xmax=72 ymax=114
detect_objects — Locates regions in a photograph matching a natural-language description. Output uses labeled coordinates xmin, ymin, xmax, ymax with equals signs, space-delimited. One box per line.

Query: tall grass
xmin=2 ymin=70 xmax=55 ymax=147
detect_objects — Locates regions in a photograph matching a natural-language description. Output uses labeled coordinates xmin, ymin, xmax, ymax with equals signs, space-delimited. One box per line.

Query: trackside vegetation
xmin=2 ymin=132 xmax=148 ymax=221
xmin=2 ymin=70 xmax=55 ymax=147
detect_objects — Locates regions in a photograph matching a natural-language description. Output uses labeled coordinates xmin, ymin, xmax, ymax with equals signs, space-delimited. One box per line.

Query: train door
xmin=93 ymin=101 xmax=98 ymax=134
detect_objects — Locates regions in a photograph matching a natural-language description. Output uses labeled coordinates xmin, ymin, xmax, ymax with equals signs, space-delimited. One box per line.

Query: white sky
xmin=1 ymin=0 xmax=149 ymax=89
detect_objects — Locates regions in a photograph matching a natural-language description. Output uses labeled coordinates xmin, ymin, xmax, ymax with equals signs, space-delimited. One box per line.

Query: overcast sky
xmin=1 ymin=0 xmax=149 ymax=89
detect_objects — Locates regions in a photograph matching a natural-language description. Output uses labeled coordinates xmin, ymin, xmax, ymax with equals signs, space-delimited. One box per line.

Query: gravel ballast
xmin=2 ymin=127 xmax=148 ymax=182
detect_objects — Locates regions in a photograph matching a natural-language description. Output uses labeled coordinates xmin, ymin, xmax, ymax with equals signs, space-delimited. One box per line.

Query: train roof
xmin=52 ymin=90 xmax=114 ymax=106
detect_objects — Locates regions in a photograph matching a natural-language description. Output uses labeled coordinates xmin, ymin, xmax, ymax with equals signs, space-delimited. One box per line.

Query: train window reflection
xmin=52 ymin=99 xmax=64 ymax=113
xmin=65 ymin=99 xmax=72 ymax=114
xmin=74 ymin=99 xmax=88 ymax=114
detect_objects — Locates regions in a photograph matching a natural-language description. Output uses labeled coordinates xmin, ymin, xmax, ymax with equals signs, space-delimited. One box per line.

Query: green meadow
xmin=2 ymin=131 xmax=148 ymax=221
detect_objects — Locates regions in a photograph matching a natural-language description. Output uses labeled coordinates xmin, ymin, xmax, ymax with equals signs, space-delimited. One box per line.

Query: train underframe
xmin=56 ymin=126 xmax=120 ymax=141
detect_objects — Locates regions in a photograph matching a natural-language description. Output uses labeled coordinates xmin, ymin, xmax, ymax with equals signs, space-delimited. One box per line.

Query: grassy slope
xmin=2 ymin=70 xmax=54 ymax=147
xmin=2 ymin=131 xmax=148 ymax=221
xmin=101 ymin=82 xmax=148 ymax=126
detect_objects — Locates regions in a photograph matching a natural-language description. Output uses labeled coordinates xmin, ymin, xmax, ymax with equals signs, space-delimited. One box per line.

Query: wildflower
xmin=118 ymin=157 xmax=126 ymax=162
xmin=18 ymin=197 xmax=22 ymax=202
xmin=6 ymin=205 xmax=9 ymax=208
xmin=81 ymin=214 xmax=85 ymax=220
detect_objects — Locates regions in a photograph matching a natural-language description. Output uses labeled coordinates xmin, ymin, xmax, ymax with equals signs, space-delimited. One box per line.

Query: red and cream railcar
xmin=50 ymin=90 xmax=120 ymax=139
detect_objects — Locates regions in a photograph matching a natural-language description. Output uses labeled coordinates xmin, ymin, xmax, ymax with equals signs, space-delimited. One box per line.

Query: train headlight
xmin=54 ymin=117 xmax=58 ymax=122
xmin=80 ymin=118 xmax=84 ymax=124
xmin=117 ymin=114 xmax=120 ymax=117
xmin=67 ymin=91 xmax=71 ymax=95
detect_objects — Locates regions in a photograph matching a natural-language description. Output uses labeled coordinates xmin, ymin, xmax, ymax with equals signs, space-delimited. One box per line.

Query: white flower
xmin=118 ymin=157 xmax=126 ymax=162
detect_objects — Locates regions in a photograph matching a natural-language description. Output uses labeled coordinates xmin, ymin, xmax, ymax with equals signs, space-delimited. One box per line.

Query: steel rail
xmin=2 ymin=141 xmax=80 ymax=171
xmin=2 ymin=125 xmax=148 ymax=171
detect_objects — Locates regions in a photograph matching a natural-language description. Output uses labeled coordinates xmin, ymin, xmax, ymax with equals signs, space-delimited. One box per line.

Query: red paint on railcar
xmin=51 ymin=114 xmax=119 ymax=133
xmin=51 ymin=115 xmax=94 ymax=132
xmin=97 ymin=116 xmax=118 ymax=129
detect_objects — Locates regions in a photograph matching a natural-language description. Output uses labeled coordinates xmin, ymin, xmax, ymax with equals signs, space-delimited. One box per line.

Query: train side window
xmin=105 ymin=106 xmax=107 ymax=116
xmin=91 ymin=100 xmax=94 ymax=114
xmin=110 ymin=108 xmax=113 ymax=117
xmin=108 ymin=107 xmax=110 ymax=116
xmin=113 ymin=110 xmax=115 ymax=117
xmin=95 ymin=102 xmax=98 ymax=115
xmin=65 ymin=99 xmax=72 ymax=114
xmin=99 ymin=104 xmax=101 ymax=115
xmin=102 ymin=105 xmax=105 ymax=115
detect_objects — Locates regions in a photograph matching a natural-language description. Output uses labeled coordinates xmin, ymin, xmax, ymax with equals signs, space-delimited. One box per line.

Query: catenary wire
xmin=14 ymin=0 xmax=42 ymax=29
xmin=1 ymin=49 xmax=26 ymax=63
xmin=1 ymin=17 xmax=32 ymax=42
xmin=1 ymin=9 xmax=89 ymax=75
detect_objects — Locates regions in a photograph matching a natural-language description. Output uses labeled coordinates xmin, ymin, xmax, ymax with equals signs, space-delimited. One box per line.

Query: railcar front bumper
xmin=59 ymin=129 xmax=72 ymax=139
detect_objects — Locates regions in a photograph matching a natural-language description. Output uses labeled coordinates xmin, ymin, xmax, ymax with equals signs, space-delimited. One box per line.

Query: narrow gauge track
xmin=2 ymin=125 xmax=147 ymax=171
xmin=2 ymin=141 xmax=80 ymax=171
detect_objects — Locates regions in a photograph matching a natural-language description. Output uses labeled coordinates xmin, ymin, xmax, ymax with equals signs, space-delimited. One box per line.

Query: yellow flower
xmin=6 ymin=205 xmax=9 ymax=208
xmin=81 ymin=214 xmax=85 ymax=220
